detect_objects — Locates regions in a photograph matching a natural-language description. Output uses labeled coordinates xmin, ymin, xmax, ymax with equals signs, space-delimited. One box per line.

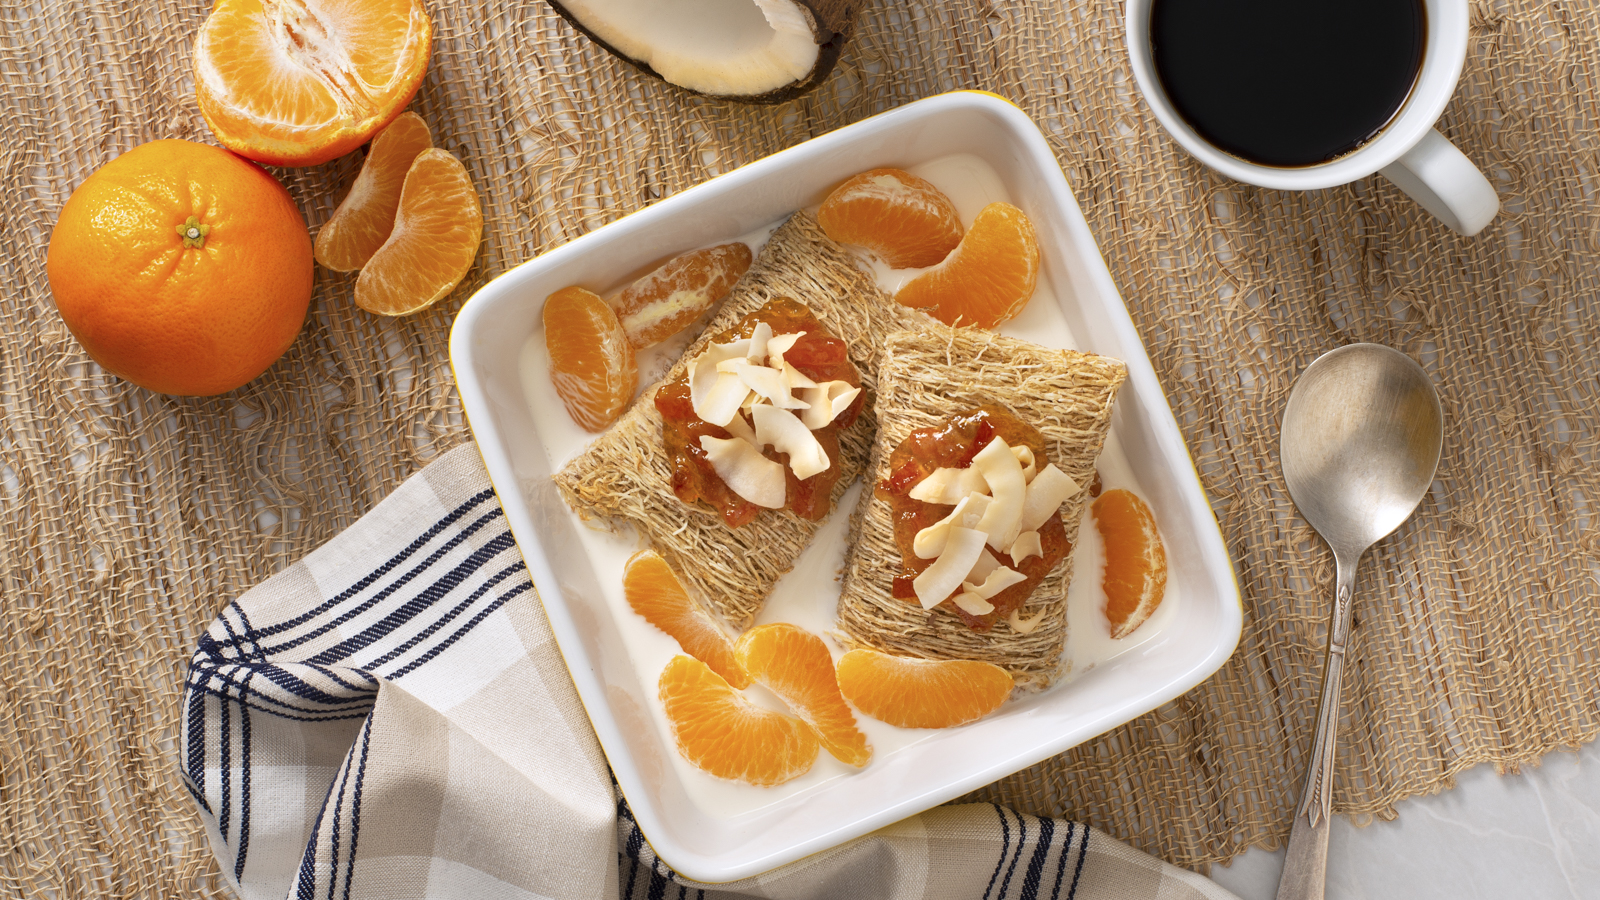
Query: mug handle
xmin=1378 ymin=129 xmax=1499 ymax=236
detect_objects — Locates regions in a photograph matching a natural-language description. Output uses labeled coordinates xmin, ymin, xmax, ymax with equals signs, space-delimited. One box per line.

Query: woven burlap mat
xmin=5 ymin=1 xmax=1598 ymax=895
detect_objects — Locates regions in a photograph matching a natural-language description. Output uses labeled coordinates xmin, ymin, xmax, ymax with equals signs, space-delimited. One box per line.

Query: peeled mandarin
xmin=1093 ymin=489 xmax=1168 ymax=639
xmin=818 ymin=168 xmax=963 ymax=268
xmin=624 ymin=550 xmax=749 ymax=688
xmin=835 ymin=649 xmax=1013 ymax=729
xmin=611 ymin=243 xmax=752 ymax=348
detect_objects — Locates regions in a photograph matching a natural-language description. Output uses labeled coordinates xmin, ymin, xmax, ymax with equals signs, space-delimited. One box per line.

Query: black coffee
xmin=1150 ymin=0 xmax=1425 ymax=167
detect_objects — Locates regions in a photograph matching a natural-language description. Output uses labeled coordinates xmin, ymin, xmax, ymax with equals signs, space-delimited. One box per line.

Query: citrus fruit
xmin=817 ymin=168 xmax=963 ymax=268
xmin=610 ymin=243 xmax=752 ymax=348
xmin=314 ymin=112 xmax=433 ymax=271
xmin=624 ymin=550 xmax=749 ymax=689
xmin=835 ymin=649 xmax=1013 ymax=729
xmin=45 ymin=139 xmax=312 ymax=396
xmin=194 ymin=0 xmax=432 ymax=166
xmin=1092 ymin=489 xmax=1168 ymax=639
xmin=735 ymin=624 xmax=871 ymax=767
xmin=659 ymin=655 xmax=819 ymax=786
xmin=353 ymin=149 xmax=483 ymax=316
xmin=893 ymin=202 xmax=1040 ymax=329
xmin=543 ymin=285 xmax=637 ymax=431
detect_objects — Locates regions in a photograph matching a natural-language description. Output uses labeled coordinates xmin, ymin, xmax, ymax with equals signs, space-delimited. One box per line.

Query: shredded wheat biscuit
xmin=835 ymin=325 xmax=1128 ymax=691
xmin=554 ymin=211 xmax=925 ymax=627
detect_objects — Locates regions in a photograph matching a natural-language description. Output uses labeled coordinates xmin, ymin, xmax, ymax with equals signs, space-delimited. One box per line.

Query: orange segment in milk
xmin=736 ymin=624 xmax=871 ymax=767
xmin=894 ymin=202 xmax=1040 ymax=329
xmin=818 ymin=168 xmax=964 ymax=268
xmin=624 ymin=550 xmax=749 ymax=689
xmin=659 ymin=655 xmax=818 ymax=786
xmin=543 ymin=286 xmax=638 ymax=431
xmin=835 ymin=649 xmax=1013 ymax=729
xmin=1092 ymin=489 xmax=1168 ymax=639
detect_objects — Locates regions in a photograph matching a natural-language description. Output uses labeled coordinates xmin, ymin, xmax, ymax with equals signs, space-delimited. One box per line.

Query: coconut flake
xmin=961 ymin=565 xmax=1026 ymax=599
xmin=737 ymin=363 xmax=808 ymax=410
xmin=799 ymin=381 xmax=860 ymax=429
xmin=723 ymin=412 xmax=757 ymax=445
xmin=1020 ymin=464 xmax=1080 ymax=532
xmin=699 ymin=435 xmax=785 ymax=508
xmin=767 ymin=332 xmax=804 ymax=368
xmin=972 ymin=437 xmax=1026 ymax=551
xmin=912 ymin=526 xmax=987 ymax=609
xmin=1009 ymin=530 xmax=1043 ymax=565
xmin=953 ymin=592 xmax=996 ymax=616
xmin=1012 ymin=445 xmax=1037 ymax=482
xmin=1008 ymin=609 xmax=1045 ymax=634
xmin=690 ymin=341 xmax=753 ymax=425
xmin=908 ymin=466 xmax=991 ymax=504
xmin=913 ymin=493 xmax=992 ymax=559
xmin=782 ymin=362 xmax=816 ymax=391
xmin=752 ymin=404 xmax=830 ymax=479
xmin=746 ymin=321 xmax=774 ymax=362
xmin=966 ymin=548 xmax=1001 ymax=583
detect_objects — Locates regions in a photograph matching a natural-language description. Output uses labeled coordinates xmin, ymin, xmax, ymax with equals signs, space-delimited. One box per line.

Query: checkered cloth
xmin=180 ymin=443 xmax=1239 ymax=900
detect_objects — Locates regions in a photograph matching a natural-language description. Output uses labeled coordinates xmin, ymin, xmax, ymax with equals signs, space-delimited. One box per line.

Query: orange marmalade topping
xmin=654 ymin=298 xmax=863 ymax=528
xmin=876 ymin=405 xmax=1071 ymax=632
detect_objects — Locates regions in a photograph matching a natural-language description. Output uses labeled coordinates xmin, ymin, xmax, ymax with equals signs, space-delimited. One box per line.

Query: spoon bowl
xmin=1274 ymin=343 xmax=1443 ymax=900
xmin=1280 ymin=343 xmax=1444 ymax=556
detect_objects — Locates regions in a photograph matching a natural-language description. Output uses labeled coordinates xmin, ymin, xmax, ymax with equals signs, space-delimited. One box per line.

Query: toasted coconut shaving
xmin=835 ymin=324 xmax=1127 ymax=691
xmin=553 ymin=212 xmax=927 ymax=627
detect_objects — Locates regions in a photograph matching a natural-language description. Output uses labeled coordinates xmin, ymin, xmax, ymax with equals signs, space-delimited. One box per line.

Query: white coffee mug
xmin=1125 ymin=0 xmax=1499 ymax=236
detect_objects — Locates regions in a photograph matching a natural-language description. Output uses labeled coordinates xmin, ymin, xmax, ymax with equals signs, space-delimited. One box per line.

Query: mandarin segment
xmin=893 ymin=202 xmax=1040 ymax=329
xmin=194 ymin=0 xmax=432 ymax=166
xmin=315 ymin=112 xmax=433 ymax=271
xmin=1092 ymin=489 xmax=1168 ymax=639
xmin=624 ymin=551 xmax=749 ymax=688
xmin=817 ymin=168 xmax=964 ymax=269
xmin=659 ymin=655 xmax=819 ymax=786
xmin=835 ymin=649 xmax=1013 ymax=729
xmin=543 ymin=286 xmax=638 ymax=431
xmin=354 ymin=148 xmax=483 ymax=316
xmin=611 ymin=243 xmax=753 ymax=348
xmin=735 ymin=624 xmax=871 ymax=767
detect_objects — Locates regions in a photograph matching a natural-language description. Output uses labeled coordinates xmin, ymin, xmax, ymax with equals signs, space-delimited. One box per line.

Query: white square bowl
xmin=450 ymin=91 xmax=1242 ymax=883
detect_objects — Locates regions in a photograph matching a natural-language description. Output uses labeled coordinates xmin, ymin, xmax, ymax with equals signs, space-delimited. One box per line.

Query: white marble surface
xmin=1208 ymin=740 xmax=1600 ymax=899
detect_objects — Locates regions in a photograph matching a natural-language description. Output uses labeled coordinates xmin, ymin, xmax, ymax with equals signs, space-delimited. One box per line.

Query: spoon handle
xmin=1275 ymin=553 xmax=1360 ymax=900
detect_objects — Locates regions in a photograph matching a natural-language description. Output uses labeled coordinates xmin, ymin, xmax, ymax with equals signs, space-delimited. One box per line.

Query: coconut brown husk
xmin=835 ymin=325 xmax=1128 ymax=691
xmin=554 ymin=211 xmax=925 ymax=628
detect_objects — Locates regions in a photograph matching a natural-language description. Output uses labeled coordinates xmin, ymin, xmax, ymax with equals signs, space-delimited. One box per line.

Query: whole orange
xmin=46 ymin=140 xmax=313 ymax=396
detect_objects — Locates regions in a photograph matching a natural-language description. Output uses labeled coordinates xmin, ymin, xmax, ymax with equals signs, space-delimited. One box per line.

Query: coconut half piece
xmin=547 ymin=0 xmax=859 ymax=103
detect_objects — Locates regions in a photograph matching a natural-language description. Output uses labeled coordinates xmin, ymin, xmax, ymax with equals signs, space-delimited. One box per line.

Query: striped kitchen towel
xmin=180 ymin=442 xmax=1238 ymax=900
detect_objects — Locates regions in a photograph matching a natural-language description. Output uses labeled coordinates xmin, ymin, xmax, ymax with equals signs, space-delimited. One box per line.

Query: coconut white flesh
xmin=908 ymin=466 xmax=990 ymax=504
xmin=1008 ymin=609 xmax=1045 ymax=634
xmin=913 ymin=526 xmax=987 ymax=609
xmin=689 ymin=340 xmax=753 ymax=425
xmin=746 ymin=322 xmax=775 ymax=362
xmin=700 ymin=435 xmax=786 ymax=508
xmin=1019 ymin=464 xmax=1080 ymax=533
xmin=558 ymin=0 xmax=820 ymax=97
xmin=914 ymin=493 xmax=992 ymax=560
xmin=972 ymin=437 xmax=1026 ymax=551
xmin=1009 ymin=530 xmax=1043 ymax=565
xmin=782 ymin=362 xmax=816 ymax=391
xmin=752 ymin=404 xmax=830 ymax=479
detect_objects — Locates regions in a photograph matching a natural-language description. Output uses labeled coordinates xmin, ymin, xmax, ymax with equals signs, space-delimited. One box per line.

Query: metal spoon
xmin=1274 ymin=344 xmax=1443 ymax=900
